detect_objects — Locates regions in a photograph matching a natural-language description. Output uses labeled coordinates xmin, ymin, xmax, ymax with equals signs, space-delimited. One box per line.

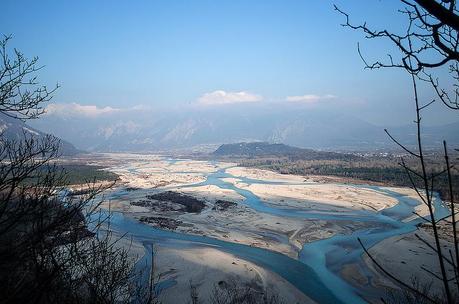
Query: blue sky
xmin=2 ymin=0 xmax=458 ymax=126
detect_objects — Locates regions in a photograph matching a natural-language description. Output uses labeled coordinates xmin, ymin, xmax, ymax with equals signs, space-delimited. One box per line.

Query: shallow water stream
xmin=105 ymin=160 xmax=449 ymax=303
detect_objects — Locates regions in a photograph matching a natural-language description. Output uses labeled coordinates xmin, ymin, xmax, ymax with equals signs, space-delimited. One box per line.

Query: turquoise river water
xmin=102 ymin=160 xmax=449 ymax=304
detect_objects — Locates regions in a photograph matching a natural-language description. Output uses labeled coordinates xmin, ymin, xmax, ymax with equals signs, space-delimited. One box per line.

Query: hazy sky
xmin=2 ymin=0 xmax=458 ymax=126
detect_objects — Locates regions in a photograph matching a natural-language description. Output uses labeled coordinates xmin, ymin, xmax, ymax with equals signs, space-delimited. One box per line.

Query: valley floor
xmin=68 ymin=153 xmax=447 ymax=303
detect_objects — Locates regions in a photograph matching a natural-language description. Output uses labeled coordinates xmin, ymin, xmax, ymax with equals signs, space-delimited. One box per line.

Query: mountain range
xmin=29 ymin=105 xmax=459 ymax=152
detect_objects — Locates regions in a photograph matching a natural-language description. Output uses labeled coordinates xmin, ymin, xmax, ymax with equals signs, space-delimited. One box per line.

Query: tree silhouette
xmin=0 ymin=35 xmax=155 ymax=303
xmin=337 ymin=1 xmax=459 ymax=303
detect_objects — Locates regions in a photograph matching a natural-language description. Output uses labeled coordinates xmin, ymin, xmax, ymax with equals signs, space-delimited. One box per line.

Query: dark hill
xmin=0 ymin=113 xmax=81 ymax=156
xmin=213 ymin=142 xmax=357 ymax=160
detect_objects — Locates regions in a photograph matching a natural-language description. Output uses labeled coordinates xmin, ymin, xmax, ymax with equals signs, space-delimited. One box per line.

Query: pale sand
xmin=380 ymin=186 xmax=431 ymax=221
xmin=344 ymin=230 xmax=456 ymax=297
xmin=226 ymin=166 xmax=306 ymax=183
xmin=91 ymin=157 xmax=434 ymax=260
xmin=101 ymin=186 xmax=343 ymax=258
xmin=154 ymin=245 xmax=313 ymax=304
xmin=165 ymin=160 xmax=235 ymax=173
xmin=62 ymin=153 xmax=455 ymax=304
xmin=99 ymin=199 xmax=151 ymax=213
xmin=100 ymin=152 xmax=163 ymax=159
xmin=175 ymin=184 xmax=245 ymax=203
xmin=112 ymin=233 xmax=146 ymax=263
xmin=220 ymin=177 xmax=242 ymax=185
xmin=108 ymin=166 xmax=206 ymax=189
xmin=100 ymin=157 xmax=234 ymax=190
xmin=67 ymin=154 xmax=429 ymax=217
xmin=230 ymin=181 xmax=399 ymax=212
xmin=93 ymin=157 xmax=424 ymax=218
xmin=96 ymin=158 xmax=424 ymax=259
xmin=176 ymin=201 xmax=307 ymax=258
xmin=68 ymin=180 xmax=117 ymax=191
xmin=102 ymin=181 xmax=355 ymax=258
xmin=226 ymin=166 xmax=429 ymax=216
xmin=67 ymin=154 xmax=457 ymax=303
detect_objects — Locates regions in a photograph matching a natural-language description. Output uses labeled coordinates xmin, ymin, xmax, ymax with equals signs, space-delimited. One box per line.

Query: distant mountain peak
xmin=30 ymin=106 xmax=459 ymax=152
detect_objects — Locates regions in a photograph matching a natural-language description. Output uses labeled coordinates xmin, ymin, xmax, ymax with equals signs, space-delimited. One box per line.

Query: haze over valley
xmin=30 ymin=103 xmax=459 ymax=152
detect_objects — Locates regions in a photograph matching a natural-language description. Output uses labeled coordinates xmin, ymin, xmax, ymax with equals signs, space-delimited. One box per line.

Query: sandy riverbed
xmin=227 ymin=166 xmax=428 ymax=215
xmin=94 ymin=156 xmax=430 ymax=259
xmin=77 ymin=154 xmax=439 ymax=303
xmin=154 ymin=245 xmax=313 ymax=304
